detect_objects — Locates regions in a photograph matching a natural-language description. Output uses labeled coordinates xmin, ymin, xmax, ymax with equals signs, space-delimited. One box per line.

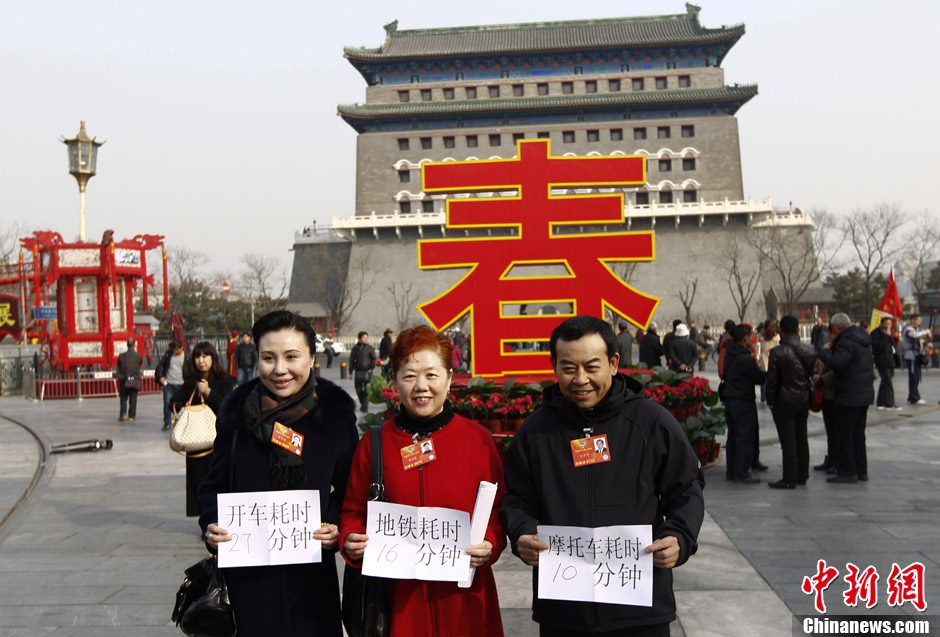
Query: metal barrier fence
xmin=35 ymin=370 xmax=160 ymax=402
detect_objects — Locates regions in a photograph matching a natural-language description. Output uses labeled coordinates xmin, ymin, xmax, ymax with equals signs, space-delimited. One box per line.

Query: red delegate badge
xmin=271 ymin=422 xmax=304 ymax=457
xmin=400 ymin=439 xmax=437 ymax=471
xmin=570 ymin=434 xmax=611 ymax=467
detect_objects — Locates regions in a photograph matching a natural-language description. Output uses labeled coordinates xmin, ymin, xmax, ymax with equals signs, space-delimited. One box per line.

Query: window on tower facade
xmin=444 ymin=136 xmax=455 ymax=149
xmin=489 ymin=134 xmax=501 ymax=147
xmin=587 ymin=130 xmax=599 ymax=142
xmin=634 ymin=127 xmax=647 ymax=140
xmin=421 ymin=89 xmax=432 ymax=101
xmin=421 ymin=137 xmax=432 ymax=150
xmin=585 ymin=80 xmax=597 ymax=93
xmin=655 ymin=77 xmax=667 ymax=90
xmin=398 ymin=170 xmax=410 ymax=183
xmin=683 ymin=158 xmax=696 ymax=171
xmin=400 ymin=201 xmax=412 ymax=213
xmin=398 ymin=91 xmax=410 ymax=102
xmin=610 ymin=128 xmax=623 ymax=141
xmin=683 ymin=190 xmax=697 ymax=203
xmin=513 ymin=84 xmax=524 ymax=96
xmin=466 ymin=135 xmax=478 ymax=147
xmin=537 ymin=131 xmax=550 ymax=139
xmin=563 ymin=131 xmax=575 ymax=143
xmin=443 ymin=87 xmax=455 ymax=100
xmin=660 ymin=190 xmax=673 ymax=204
xmin=489 ymin=85 xmax=500 ymax=98
xmin=657 ymin=126 xmax=671 ymax=139
xmin=636 ymin=192 xmax=649 ymax=205
xmin=512 ymin=133 xmax=525 ymax=143
xmin=659 ymin=159 xmax=672 ymax=172
xmin=422 ymin=200 xmax=434 ymax=213
xmin=666 ymin=61 xmax=677 ymax=70
xmin=537 ymin=83 xmax=549 ymax=95
xmin=632 ymin=78 xmax=644 ymax=91
xmin=681 ymin=125 xmax=695 ymax=138
xmin=397 ymin=138 xmax=410 ymax=151
xmin=562 ymin=82 xmax=574 ymax=94
xmin=466 ymin=87 xmax=477 ymax=99
xmin=679 ymin=75 xmax=691 ymax=88
xmin=609 ymin=79 xmax=621 ymax=91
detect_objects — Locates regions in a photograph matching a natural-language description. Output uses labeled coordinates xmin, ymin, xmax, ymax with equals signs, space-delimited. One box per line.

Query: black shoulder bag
xmin=172 ymin=431 xmax=238 ymax=637
xmin=342 ymin=426 xmax=390 ymax=637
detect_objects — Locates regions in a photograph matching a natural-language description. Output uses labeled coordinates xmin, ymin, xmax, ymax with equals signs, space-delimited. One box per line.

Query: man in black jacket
xmin=638 ymin=321 xmax=664 ymax=368
xmin=722 ymin=323 xmax=766 ymax=484
xmin=501 ymin=316 xmax=704 ymax=635
xmin=666 ymin=323 xmax=698 ymax=373
xmin=765 ymin=315 xmax=815 ymax=489
xmin=817 ymin=313 xmax=874 ymax=483
xmin=348 ymin=331 xmax=376 ymax=412
xmin=871 ymin=318 xmax=900 ymax=410
xmin=116 ymin=338 xmax=142 ymax=422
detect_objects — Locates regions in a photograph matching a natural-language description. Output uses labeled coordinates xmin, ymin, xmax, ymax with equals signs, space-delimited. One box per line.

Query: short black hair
xmin=724 ymin=320 xmax=736 ymax=334
xmin=779 ymin=314 xmax=799 ymax=335
xmin=358 ymin=331 xmax=369 ymax=339
xmin=911 ymin=313 xmax=922 ymax=321
xmin=549 ymin=315 xmax=618 ymax=361
xmin=732 ymin=323 xmax=752 ymax=341
xmin=672 ymin=319 xmax=682 ymax=329
xmin=252 ymin=311 xmax=317 ymax=355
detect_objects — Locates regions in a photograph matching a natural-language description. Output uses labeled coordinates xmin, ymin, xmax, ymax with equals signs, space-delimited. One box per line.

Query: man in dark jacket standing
xmin=501 ymin=316 xmax=704 ymax=635
xmin=116 ymin=338 xmax=142 ymax=422
xmin=817 ymin=313 xmax=874 ymax=483
xmin=765 ymin=315 xmax=815 ymax=489
xmin=722 ymin=323 xmax=766 ymax=484
xmin=638 ymin=321 xmax=664 ymax=368
xmin=871 ymin=318 xmax=900 ymax=410
xmin=235 ymin=333 xmax=257 ymax=384
xmin=666 ymin=323 xmax=698 ymax=373
xmin=616 ymin=321 xmax=634 ymax=368
xmin=348 ymin=331 xmax=376 ymax=412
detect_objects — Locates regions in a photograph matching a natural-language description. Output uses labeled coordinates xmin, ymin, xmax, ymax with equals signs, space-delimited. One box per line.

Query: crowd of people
xmin=130 ymin=307 xmax=929 ymax=635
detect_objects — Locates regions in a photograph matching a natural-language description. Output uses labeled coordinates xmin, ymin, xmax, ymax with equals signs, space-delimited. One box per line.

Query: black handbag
xmin=342 ymin=426 xmax=390 ymax=637
xmin=173 ymin=432 xmax=238 ymax=636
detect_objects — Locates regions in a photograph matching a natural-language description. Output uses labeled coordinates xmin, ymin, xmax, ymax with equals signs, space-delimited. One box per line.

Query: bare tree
xmin=749 ymin=208 xmax=841 ymax=313
xmin=240 ymin=253 xmax=288 ymax=301
xmin=898 ymin=216 xmax=939 ymax=299
xmin=167 ymin=245 xmax=209 ymax=287
xmin=606 ymin=261 xmax=642 ymax=327
xmin=388 ymin=281 xmax=419 ymax=332
xmin=677 ymin=278 xmax=697 ymax=325
xmin=724 ymin=230 xmax=763 ymax=322
xmin=843 ymin=204 xmax=905 ymax=311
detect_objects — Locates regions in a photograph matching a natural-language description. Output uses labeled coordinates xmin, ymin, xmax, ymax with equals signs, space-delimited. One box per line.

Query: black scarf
xmin=395 ymin=400 xmax=455 ymax=438
xmin=242 ymin=374 xmax=318 ymax=488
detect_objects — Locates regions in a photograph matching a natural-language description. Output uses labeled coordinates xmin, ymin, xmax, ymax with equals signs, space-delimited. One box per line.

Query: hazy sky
xmin=2 ymin=0 xmax=937 ymax=285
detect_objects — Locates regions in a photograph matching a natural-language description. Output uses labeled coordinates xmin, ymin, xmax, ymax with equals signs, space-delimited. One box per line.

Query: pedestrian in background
xmin=639 ymin=321 xmax=663 ymax=368
xmin=156 ymin=339 xmax=186 ymax=431
xmin=225 ymin=330 xmax=239 ymax=378
xmin=817 ymin=313 xmax=874 ymax=483
xmin=900 ymin=314 xmax=930 ymax=405
xmin=171 ymin=341 xmax=235 ymax=517
xmin=722 ymin=323 xmax=766 ymax=484
xmin=765 ymin=315 xmax=814 ymax=489
xmin=116 ymin=337 xmax=142 ymax=422
xmin=616 ymin=321 xmax=634 ymax=368
xmin=667 ymin=323 xmax=698 ymax=373
xmin=871 ymin=318 xmax=900 ymax=411
xmin=379 ymin=327 xmax=394 ymax=380
xmin=348 ymin=331 xmax=376 ymax=412
xmin=812 ymin=327 xmax=837 ymax=474
xmin=758 ymin=319 xmax=780 ymax=405
xmin=235 ymin=332 xmax=257 ymax=384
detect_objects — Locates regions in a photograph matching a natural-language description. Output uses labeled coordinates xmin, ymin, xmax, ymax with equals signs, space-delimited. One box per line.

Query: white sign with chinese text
xmin=537 ymin=524 xmax=653 ymax=607
xmin=217 ymin=490 xmax=321 ymax=568
xmin=363 ymin=501 xmax=471 ymax=582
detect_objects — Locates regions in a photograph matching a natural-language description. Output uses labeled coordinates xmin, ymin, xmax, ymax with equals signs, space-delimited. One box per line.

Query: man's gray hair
xmin=831 ymin=313 xmax=851 ymax=330
xmin=649 ymin=321 xmax=658 ymax=331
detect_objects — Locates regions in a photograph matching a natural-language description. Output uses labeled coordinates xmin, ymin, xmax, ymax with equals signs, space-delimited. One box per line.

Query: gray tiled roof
xmin=345 ymin=7 xmax=744 ymax=60
xmin=337 ymin=85 xmax=757 ymax=119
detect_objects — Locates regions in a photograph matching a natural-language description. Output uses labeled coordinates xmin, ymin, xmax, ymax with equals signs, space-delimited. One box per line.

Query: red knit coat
xmin=340 ymin=414 xmax=506 ymax=637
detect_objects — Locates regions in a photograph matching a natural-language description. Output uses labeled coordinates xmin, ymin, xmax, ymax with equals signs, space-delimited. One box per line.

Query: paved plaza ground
xmin=0 ymin=363 xmax=937 ymax=636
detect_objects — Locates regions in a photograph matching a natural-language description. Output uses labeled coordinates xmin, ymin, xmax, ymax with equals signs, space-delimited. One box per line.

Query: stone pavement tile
xmin=0 ymin=628 xmax=57 ymax=637
xmin=0 ymin=555 xmax=105 ymax=573
xmin=0 ymin=584 xmax=123 ymax=606
xmin=0 ymin=603 xmax=172 ymax=629
xmin=494 ymin=570 xmax=533 ymax=608
xmin=499 ymin=609 xmax=539 ymax=637
xmin=675 ymin=591 xmax=791 ymax=637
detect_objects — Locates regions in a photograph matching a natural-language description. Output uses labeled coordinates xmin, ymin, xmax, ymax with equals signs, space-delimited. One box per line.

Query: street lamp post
xmin=60 ymin=121 xmax=105 ymax=242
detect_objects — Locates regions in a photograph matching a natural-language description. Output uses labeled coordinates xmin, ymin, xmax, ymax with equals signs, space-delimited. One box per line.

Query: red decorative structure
xmin=418 ymin=139 xmax=659 ymax=377
xmin=4 ymin=231 xmax=167 ymax=371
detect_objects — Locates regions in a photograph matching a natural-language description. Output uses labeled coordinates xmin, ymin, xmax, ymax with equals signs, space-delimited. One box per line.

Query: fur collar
xmin=218 ymin=377 xmax=356 ymax=432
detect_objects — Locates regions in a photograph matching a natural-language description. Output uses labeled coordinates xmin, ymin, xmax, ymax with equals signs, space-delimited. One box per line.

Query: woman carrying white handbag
xmin=170 ymin=342 xmax=237 ymax=517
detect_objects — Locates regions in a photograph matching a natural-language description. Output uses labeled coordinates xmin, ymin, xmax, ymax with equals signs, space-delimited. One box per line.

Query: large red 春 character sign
xmin=417 ymin=139 xmax=660 ymax=377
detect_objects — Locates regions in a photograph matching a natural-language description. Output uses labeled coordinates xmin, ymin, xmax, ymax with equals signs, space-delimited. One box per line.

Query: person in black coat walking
xmin=871 ymin=318 xmax=899 ymax=410
xmin=722 ymin=324 xmax=766 ymax=483
xmin=638 ymin=322 xmax=664 ymax=368
xmin=115 ymin=338 xmax=143 ymax=421
xmin=816 ymin=314 xmax=875 ymax=483
xmin=765 ymin=315 xmax=815 ymax=489
xmin=199 ymin=311 xmax=358 ymax=636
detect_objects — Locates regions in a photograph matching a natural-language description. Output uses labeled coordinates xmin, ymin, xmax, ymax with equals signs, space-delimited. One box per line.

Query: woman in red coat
xmin=340 ymin=325 xmax=506 ymax=637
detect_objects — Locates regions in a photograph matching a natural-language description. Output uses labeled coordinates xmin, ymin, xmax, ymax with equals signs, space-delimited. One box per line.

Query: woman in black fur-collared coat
xmin=197 ymin=311 xmax=358 ymax=636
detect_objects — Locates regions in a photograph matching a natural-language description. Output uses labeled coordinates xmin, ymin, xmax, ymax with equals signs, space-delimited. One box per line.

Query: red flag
xmin=878 ymin=268 xmax=903 ymax=318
